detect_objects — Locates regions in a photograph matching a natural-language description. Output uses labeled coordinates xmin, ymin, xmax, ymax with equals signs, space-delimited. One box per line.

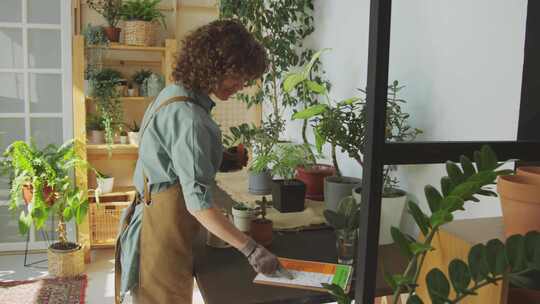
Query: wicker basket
xmin=124 ymin=20 xmax=154 ymax=46
xmin=47 ymin=245 xmax=85 ymax=277
xmin=90 ymin=201 xmax=131 ymax=246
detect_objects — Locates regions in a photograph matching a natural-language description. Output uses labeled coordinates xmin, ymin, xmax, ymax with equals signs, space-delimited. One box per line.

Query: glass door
xmin=0 ymin=0 xmax=72 ymax=251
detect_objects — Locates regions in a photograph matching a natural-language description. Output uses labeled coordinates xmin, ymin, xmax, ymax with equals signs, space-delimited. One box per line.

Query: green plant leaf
xmin=314 ymin=127 xmax=325 ymax=154
xmin=407 ymin=295 xmax=424 ymax=304
xmin=485 ymin=239 xmax=507 ymax=276
xmin=441 ymin=195 xmax=465 ymax=212
xmin=424 ymin=185 xmax=443 ymax=213
xmin=446 ymin=161 xmax=465 ymax=184
xmin=63 ymin=206 xmax=73 ymax=221
xmin=306 ymin=80 xmax=326 ymax=94
xmin=448 ymin=259 xmax=471 ymax=294
xmin=506 ymin=234 xmax=527 ymax=272
xmin=430 ymin=209 xmax=453 ymax=228
xmin=410 ymin=242 xmax=433 ymax=255
xmin=75 ymin=200 xmax=89 ymax=224
xmin=391 ymin=227 xmax=413 ymax=259
xmin=460 ymin=155 xmax=476 ymax=178
xmin=283 ymin=73 xmax=305 ymax=93
xmin=303 ymin=48 xmax=330 ymax=77
xmin=384 ymin=271 xmax=397 ymax=290
xmin=292 ymin=104 xmax=328 ymax=120
xmin=481 ymin=145 xmax=498 ymax=170
xmin=440 ymin=177 xmax=454 ymax=197
xmin=508 ymin=270 xmax=540 ymax=290
xmin=407 ymin=201 xmax=430 ymax=236
xmin=525 ymin=231 xmax=540 ymax=270
xmin=323 ymin=210 xmax=346 ymax=230
xmin=426 ymin=268 xmax=450 ymax=303
xmin=339 ymin=97 xmax=361 ymax=105
xmin=468 ymin=244 xmax=490 ymax=283
xmin=18 ymin=212 xmax=31 ymax=235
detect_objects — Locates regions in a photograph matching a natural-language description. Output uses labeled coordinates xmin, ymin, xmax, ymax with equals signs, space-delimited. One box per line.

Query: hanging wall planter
xmin=498 ymin=174 xmax=540 ymax=237
xmin=271 ymin=179 xmax=306 ymax=213
xmin=22 ymin=183 xmax=58 ymax=206
xmin=296 ymin=164 xmax=336 ymax=201
xmin=324 ymin=176 xmax=362 ymax=212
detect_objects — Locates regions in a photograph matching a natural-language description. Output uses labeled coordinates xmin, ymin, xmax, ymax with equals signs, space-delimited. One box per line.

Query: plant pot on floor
xmin=103 ymin=26 xmax=121 ymax=43
xmin=352 ymin=186 xmax=407 ymax=245
xmin=271 ymin=179 xmax=306 ymax=213
xmin=248 ymin=170 xmax=272 ymax=195
xmin=128 ymin=132 xmax=139 ymax=146
xmin=324 ymin=176 xmax=362 ymax=212
xmin=250 ymin=218 xmax=273 ymax=246
xmin=296 ymin=164 xmax=336 ymax=201
xmin=124 ymin=21 xmax=154 ymax=46
xmin=97 ymin=176 xmax=115 ymax=194
xmin=48 ymin=242 xmax=85 ymax=277
xmin=497 ymin=175 xmax=540 ymax=237
xmin=22 ymin=183 xmax=57 ymax=206
xmin=88 ymin=130 xmax=105 ymax=144
xmin=232 ymin=207 xmax=255 ymax=233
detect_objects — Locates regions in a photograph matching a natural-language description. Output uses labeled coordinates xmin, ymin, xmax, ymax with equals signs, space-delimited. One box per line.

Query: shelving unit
xmin=72 ymin=35 xmax=177 ymax=257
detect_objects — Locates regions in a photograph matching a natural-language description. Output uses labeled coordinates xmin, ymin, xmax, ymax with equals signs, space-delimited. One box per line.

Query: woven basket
xmin=90 ymin=201 xmax=131 ymax=246
xmin=47 ymin=244 xmax=85 ymax=277
xmin=124 ymin=20 xmax=154 ymax=46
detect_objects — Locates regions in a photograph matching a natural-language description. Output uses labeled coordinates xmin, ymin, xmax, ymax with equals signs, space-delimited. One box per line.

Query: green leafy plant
xmin=126 ymin=120 xmax=140 ymax=132
xmin=255 ymin=196 xmax=270 ymax=221
xmin=83 ymin=24 xmax=109 ymax=80
xmin=120 ymin=0 xmax=166 ymax=28
xmin=269 ymin=143 xmax=315 ymax=182
xmin=384 ymin=146 xmax=540 ymax=304
xmin=321 ymin=283 xmax=352 ymax=304
xmin=89 ymin=68 xmax=124 ymax=147
xmin=86 ymin=113 xmax=106 ymax=131
xmin=1 ymin=140 xmax=92 ymax=248
xmin=86 ymin=0 xmax=123 ymax=28
xmin=323 ymin=196 xmax=360 ymax=233
xmin=132 ymin=69 xmax=152 ymax=86
xmin=82 ymin=24 xmax=109 ymax=46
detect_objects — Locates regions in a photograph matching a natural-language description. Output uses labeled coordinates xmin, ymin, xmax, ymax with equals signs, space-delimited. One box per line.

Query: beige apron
xmin=115 ymin=96 xmax=200 ymax=304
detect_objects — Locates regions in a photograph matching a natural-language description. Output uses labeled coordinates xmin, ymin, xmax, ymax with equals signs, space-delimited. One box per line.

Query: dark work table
xmin=194 ymin=228 xmax=406 ymax=304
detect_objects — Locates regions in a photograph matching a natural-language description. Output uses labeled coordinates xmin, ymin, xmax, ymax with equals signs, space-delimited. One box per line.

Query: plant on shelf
xmin=120 ymin=0 xmax=166 ymax=46
xmin=132 ymin=69 xmax=152 ymax=97
xmin=96 ymin=170 xmax=115 ymax=194
xmin=0 ymin=140 xmax=91 ymax=276
xmin=269 ymin=143 xmax=313 ymax=213
xmin=251 ymin=196 xmax=273 ymax=246
xmin=86 ymin=0 xmax=123 ymax=42
xmin=125 ymin=120 xmax=140 ymax=146
xmin=386 ymin=146 xmax=540 ymax=304
xmin=89 ymin=68 xmax=124 ymax=148
xmin=324 ymin=196 xmax=360 ymax=265
xmin=220 ymin=0 xmax=318 ymax=142
xmin=82 ymin=24 xmax=109 ymax=82
xmin=86 ymin=113 xmax=106 ymax=144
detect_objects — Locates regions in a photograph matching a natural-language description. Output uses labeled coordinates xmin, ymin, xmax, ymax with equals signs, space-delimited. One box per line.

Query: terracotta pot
xmin=103 ymin=26 xmax=121 ymax=43
xmin=296 ymin=164 xmax=336 ymax=201
xmin=517 ymin=166 xmax=540 ymax=182
xmin=497 ymin=175 xmax=540 ymax=237
xmin=251 ymin=218 xmax=273 ymax=247
xmin=88 ymin=130 xmax=105 ymax=144
xmin=22 ymin=183 xmax=57 ymax=206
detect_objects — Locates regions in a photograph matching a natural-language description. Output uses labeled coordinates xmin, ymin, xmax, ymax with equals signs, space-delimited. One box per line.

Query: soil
xmin=50 ymin=242 xmax=80 ymax=251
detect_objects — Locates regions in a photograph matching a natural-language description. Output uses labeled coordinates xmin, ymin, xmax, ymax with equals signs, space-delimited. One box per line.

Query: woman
xmin=115 ymin=20 xmax=283 ymax=304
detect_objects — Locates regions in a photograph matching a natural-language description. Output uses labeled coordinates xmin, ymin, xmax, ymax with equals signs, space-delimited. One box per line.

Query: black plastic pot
xmin=271 ymin=179 xmax=306 ymax=213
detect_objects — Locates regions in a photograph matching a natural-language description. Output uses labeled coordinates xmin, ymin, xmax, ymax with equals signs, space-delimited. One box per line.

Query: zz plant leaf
xmin=448 ymin=259 xmax=471 ymax=294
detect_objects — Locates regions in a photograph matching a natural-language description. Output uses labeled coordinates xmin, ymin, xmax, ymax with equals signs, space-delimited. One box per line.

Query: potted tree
xmin=132 ymin=69 xmax=152 ymax=97
xmin=231 ymin=202 xmax=255 ymax=234
xmin=269 ymin=143 xmax=312 ymax=213
xmin=323 ymin=196 xmax=360 ymax=265
xmin=86 ymin=0 xmax=122 ymax=42
xmin=1 ymin=140 xmax=91 ymax=277
xmin=250 ymin=197 xmax=273 ymax=246
xmin=86 ymin=113 xmax=106 ymax=144
xmin=120 ymin=0 xmax=166 ymax=47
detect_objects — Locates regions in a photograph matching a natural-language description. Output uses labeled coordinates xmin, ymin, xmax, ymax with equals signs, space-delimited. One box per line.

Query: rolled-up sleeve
xmin=171 ymin=119 xmax=216 ymax=213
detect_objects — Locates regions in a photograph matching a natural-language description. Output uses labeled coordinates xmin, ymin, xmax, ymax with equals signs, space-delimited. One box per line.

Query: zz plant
xmin=1 ymin=140 xmax=91 ymax=249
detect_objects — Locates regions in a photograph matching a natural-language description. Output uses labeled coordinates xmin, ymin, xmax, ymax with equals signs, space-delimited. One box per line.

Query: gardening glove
xmin=219 ymin=145 xmax=249 ymax=172
xmin=240 ymin=238 xmax=288 ymax=277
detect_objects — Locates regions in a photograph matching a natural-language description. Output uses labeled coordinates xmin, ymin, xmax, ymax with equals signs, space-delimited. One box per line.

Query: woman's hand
xmin=240 ymin=238 xmax=287 ymax=277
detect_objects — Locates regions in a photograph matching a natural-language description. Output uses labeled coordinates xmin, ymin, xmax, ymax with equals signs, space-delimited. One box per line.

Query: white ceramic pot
xmin=128 ymin=132 xmax=139 ymax=146
xmin=120 ymin=136 xmax=128 ymax=144
xmin=352 ymin=186 xmax=407 ymax=245
xmin=127 ymin=88 xmax=137 ymax=97
xmin=97 ymin=177 xmax=114 ymax=194
xmin=232 ymin=207 xmax=254 ymax=233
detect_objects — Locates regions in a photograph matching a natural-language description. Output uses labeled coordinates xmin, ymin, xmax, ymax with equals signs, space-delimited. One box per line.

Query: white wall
xmin=269 ymin=0 xmax=528 ymax=232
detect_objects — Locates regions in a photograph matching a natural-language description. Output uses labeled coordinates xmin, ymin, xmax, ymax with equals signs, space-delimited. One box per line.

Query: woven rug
xmin=0 ymin=275 xmax=87 ymax=304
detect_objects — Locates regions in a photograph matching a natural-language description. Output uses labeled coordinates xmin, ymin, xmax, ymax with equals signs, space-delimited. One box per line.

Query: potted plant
xmin=86 ymin=0 xmax=122 ymax=42
xmin=323 ymin=196 xmax=360 ymax=265
xmin=86 ymin=113 xmax=106 ymax=144
xmin=132 ymin=69 xmax=152 ymax=97
xmin=250 ymin=197 xmax=273 ymax=246
xmin=82 ymin=24 xmax=109 ymax=96
xmin=269 ymin=143 xmax=312 ymax=213
xmin=1 ymin=140 xmax=91 ymax=277
xmin=119 ymin=128 xmax=128 ymax=144
xmin=231 ymin=202 xmax=255 ymax=233
xmin=126 ymin=120 xmax=140 ymax=146
xmin=96 ymin=170 xmax=115 ymax=194
xmin=89 ymin=68 xmax=124 ymax=148
xmin=120 ymin=0 xmax=166 ymax=47
xmin=127 ymin=83 xmax=137 ymax=97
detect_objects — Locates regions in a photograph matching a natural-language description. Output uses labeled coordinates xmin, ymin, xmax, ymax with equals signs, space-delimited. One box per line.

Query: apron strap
xmin=139 ymin=95 xmax=193 ymax=205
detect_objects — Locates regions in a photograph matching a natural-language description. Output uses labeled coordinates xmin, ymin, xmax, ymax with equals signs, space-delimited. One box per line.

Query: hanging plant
xmin=82 ymin=24 xmax=109 ymax=80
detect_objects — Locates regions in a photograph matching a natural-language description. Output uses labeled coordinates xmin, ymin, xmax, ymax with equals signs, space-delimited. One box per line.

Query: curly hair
xmin=173 ymin=20 xmax=268 ymax=94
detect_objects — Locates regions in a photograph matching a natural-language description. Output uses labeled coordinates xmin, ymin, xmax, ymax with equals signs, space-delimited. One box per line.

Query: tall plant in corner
xmin=220 ymin=0 xmax=320 ymax=138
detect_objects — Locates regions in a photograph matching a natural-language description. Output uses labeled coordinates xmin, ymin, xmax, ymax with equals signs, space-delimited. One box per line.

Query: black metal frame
xmin=355 ymin=1 xmax=540 ymax=303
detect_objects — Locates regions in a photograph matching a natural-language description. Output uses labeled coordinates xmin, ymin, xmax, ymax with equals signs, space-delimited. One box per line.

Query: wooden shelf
xmin=88 ymin=186 xmax=137 ymax=203
xmin=86 ymin=96 xmax=153 ymax=102
xmin=87 ymin=43 xmax=166 ymax=53
xmin=87 ymin=144 xmax=139 ymax=161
